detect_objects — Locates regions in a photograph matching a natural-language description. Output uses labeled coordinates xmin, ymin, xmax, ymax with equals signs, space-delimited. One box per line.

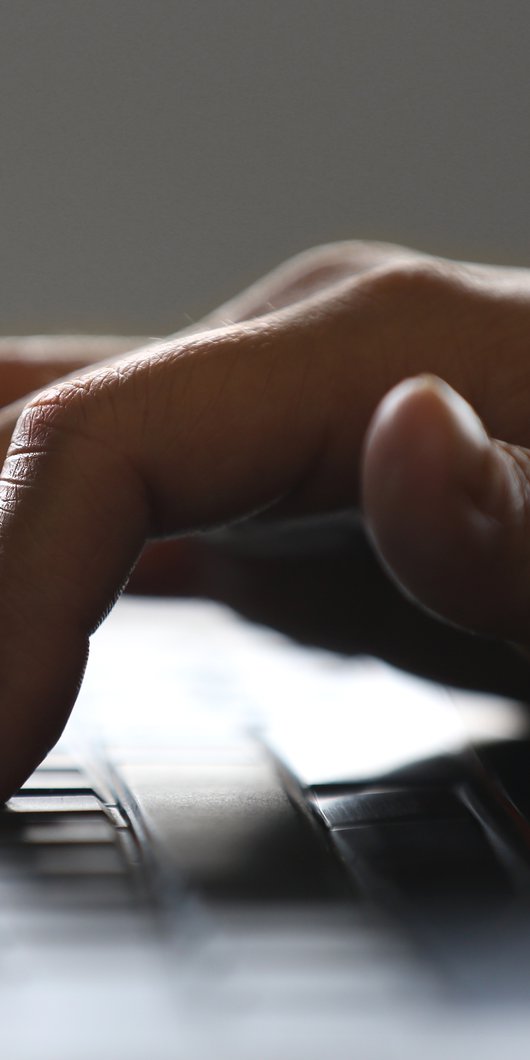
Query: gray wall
xmin=1 ymin=0 xmax=530 ymax=334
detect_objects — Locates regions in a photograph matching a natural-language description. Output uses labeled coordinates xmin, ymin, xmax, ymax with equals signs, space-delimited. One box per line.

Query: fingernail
xmin=417 ymin=374 xmax=489 ymax=444
xmin=417 ymin=372 xmax=490 ymax=477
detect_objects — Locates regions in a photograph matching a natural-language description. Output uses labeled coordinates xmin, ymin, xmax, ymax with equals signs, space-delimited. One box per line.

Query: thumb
xmin=362 ymin=375 xmax=530 ymax=646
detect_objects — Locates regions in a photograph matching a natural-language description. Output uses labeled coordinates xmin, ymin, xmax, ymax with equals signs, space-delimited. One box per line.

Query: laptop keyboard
xmin=4 ymin=735 xmax=528 ymax=1016
xmin=5 ymin=743 xmax=526 ymax=1057
xmin=0 ymin=753 xmax=150 ymax=914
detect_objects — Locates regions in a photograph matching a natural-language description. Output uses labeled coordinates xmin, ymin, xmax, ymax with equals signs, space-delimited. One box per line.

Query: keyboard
xmin=0 ymin=753 xmax=150 ymax=901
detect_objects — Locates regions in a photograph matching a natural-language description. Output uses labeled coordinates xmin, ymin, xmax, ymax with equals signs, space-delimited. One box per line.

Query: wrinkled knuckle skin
xmin=11 ymin=380 xmax=92 ymax=456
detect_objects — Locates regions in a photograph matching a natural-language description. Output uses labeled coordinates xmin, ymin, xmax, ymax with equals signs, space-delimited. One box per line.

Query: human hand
xmin=1 ymin=240 xmax=530 ymax=797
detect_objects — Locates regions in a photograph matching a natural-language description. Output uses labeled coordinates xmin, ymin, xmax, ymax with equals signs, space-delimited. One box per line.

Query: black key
xmin=0 ymin=815 xmax=115 ymax=846
xmin=332 ymin=816 xmax=510 ymax=902
xmin=313 ymin=787 xmax=466 ymax=829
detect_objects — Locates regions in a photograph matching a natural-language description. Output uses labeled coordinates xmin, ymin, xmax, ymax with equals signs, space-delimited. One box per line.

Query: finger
xmin=0 ymin=241 xmax=421 ymax=460
xmin=0 ymin=238 xmax=394 ymax=458
xmin=126 ymin=538 xmax=204 ymax=596
xmin=362 ymin=375 xmax=530 ymax=646
xmin=0 ymin=311 xmax=339 ymax=796
xmin=191 ymin=239 xmax=425 ymax=330
xmin=0 ymin=247 xmax=374 ymax=600
xmin=0 ymin=264 xmax=522 ymax=797
xmin=0 ymin=335 xmax=147 ymax=409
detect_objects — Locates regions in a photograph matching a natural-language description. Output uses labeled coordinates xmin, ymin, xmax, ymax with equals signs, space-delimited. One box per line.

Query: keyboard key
xmin=6 ymin=795 xmax=102 ymax=814
xmin=31 ymin=844 xmax=126 ymax=876
xmin=332 ymin=817 xmax=510 ymax=901
xmin=17 ymin=817 xmax=116 ymax=845
xmin=36 ymin=752 xmax=80 ymax=772
xmin=313 ymin=787 xmax=466 ymax=829
xmin=0 ymin=844 xmax=124 ymax=876
xmin=20 ymin=771 xmax=94 ymax=794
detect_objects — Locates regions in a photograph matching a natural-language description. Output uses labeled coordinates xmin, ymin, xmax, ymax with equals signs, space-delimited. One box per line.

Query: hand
xmin=1 ymin=240 xmax=530 ymax=798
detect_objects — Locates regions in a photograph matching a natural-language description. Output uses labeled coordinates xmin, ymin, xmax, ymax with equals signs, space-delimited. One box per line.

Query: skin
xmin=1 ymin=239 xmax=530 ymax=801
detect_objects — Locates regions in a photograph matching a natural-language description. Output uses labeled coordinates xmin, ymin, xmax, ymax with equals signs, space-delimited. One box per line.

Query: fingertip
xmin=361 ymin=375 xmax=504 ymax=630
xmin=0 ymin=631 xmax=90 ymax=804
xmin=363 ymin=374 xmax=490 ymax=492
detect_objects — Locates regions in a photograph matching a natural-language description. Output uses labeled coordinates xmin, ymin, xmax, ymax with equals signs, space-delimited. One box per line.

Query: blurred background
xmin=1 ymin=0 xmax=530 ymax=336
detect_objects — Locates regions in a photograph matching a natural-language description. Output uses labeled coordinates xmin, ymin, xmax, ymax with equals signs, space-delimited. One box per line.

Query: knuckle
xmin=271 ymin=242 xmax=364 ymax=289
xmin=13 ymin=379 xmax=93 ymax=454
xmin=279 ymin=240 xmax=376 ymax=281
xmin=361 ymin=256 xmax=459 ymax=301
xmin=282 ymin=241 xmax=352 ymax=271
xmin=366 ymin=254 xmax=470 ymax=305
xmin=286 ymin=239 xmax=392 ymax=269
xmin=11 ymin=355 xmax=147 ymax=456
xmin=283 ymin=242 xmax=451 ymax=290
